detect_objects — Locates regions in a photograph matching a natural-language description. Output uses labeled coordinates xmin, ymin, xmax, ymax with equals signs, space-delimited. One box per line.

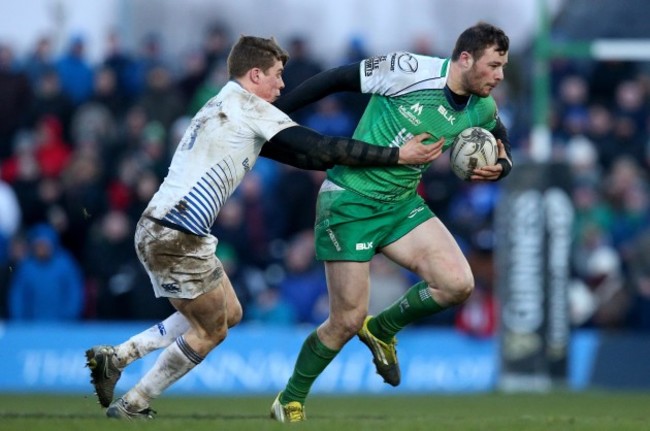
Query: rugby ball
xmin=449 ymin=126 xmax=498 ymax=181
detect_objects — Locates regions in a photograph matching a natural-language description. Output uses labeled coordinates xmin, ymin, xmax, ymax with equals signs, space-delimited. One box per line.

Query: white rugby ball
xmin=450 ymin=126 xmax=498 ymax=181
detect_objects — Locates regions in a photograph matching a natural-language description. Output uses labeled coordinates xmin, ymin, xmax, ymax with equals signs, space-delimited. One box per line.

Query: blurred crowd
xmin=1 ymin=23 xmax=649 ymax=334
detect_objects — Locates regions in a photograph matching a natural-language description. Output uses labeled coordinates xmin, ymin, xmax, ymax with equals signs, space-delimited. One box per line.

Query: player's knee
xmin=191 ymin=323 xmax=228 ymax=351
xmin=331 ymin=311 xmax=366 ymax=340
xmin=209 ymin=326 xmax=228 ymax=345
xmin=227 ymin=302 xmax=243 ymax=328
xmin=447 ymin=271 xmax=474 ymax=305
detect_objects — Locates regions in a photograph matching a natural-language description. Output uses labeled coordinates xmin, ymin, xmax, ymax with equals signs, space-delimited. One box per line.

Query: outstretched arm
xmin=274 ymin=63 xmax=360 ymax=114
xmin=261 ymin=126 xmax=440 ymax=170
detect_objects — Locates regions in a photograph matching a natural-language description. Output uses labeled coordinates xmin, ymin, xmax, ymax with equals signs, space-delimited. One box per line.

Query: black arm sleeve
xmin=259 ymin=139 xmax=334 ymax=171
xmin=274 ymin=63 xmax=361 ymax=114
xmin=490 ymin=117 xmax=513 ymax=179
xmin=262 ymin=126 xmax=398 ymax=170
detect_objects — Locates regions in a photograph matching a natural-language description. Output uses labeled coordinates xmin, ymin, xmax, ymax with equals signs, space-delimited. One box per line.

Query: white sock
xmin=114 ymin=312 xmax=190 ymax=368
xmin=123 ymin=336 xmax=203 ymax=410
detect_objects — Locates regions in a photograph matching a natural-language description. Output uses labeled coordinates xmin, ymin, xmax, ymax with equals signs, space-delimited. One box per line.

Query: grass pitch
xmin=0 ymin=391 xmax=648 ymax=431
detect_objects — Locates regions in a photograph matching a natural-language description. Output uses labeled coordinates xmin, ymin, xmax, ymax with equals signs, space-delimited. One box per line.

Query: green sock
xmin=280 ymin=330 xmax=339 ymax=405
xmin=367 ymin=280 xmax=444 ymax=343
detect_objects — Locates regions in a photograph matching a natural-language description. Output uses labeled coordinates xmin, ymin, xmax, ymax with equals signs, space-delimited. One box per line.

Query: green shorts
xmin=314 ymin=181 xmax=435 ymax=261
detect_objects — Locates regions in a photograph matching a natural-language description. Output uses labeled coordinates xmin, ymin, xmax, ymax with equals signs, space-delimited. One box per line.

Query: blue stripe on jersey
xmin=164 ymin=211 xmax=207 ymax=236
xmin=175 ymin=205 xmax=206 ymax=233
xmin=196 ymin=181 xmax=219 ymax=216
xmin=162 ymin=157 xmax=238 ymax=237
xmin=203 ymin=170 xmax=226 ymax=209
xmin=186 ymin=191 xmax=212 ymax=227
xmin=211 ymin=162 xmax=235 ymax=199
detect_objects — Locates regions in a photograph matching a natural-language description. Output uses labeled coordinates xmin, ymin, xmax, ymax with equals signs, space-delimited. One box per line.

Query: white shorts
xmin=135 ymin=216 xmax=224 ymax=299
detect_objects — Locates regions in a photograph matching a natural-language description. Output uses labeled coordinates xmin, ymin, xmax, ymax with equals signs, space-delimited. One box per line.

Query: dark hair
xmin=227 ymin=35 xmax=289 ymax=78
xmin=451 ymin=22 xmax=509 ymax=61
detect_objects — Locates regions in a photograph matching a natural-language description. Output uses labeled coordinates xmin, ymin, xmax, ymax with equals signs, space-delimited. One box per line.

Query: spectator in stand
xmin=212 ymin=197 xmax=258 ymax=270
xmin=336 ymin=36 xmax=371 ymax=124
xmin=0 ymin=132 xmax=66 ymax=231
xmin=627 ymin=229 xmax=650 ymax=330
xmin=33 ymin=115 xmax=72 ymax=178
xmin=59 ymin=147 xmax=107 ymax=260
xmin=102 ymin=30 xmax=136 ymax=100
xmin=0 ymin=44 xmax=32 ymax=160
xmin=611 ymin=79 xmax=648 ymax=162
xmin=281 ymin=36 xmax=323 ymax=124
xmin=571 ymin=180 xmax=614 ymax=252
xmin=603 ymin=156 xmax=650 ymax=255
xmin=27 ymin=69 xmax=75 ymax=141
xmin=273 ymin=165 xmax=324 ymax=241
xmin=83 ymin=209 xmax=175 ymax=320
xmin=55 ymin=34 xmax=94 ymax=106
xmin=137 ymin=65 xmax=185 ymax=132
xmin=110 ymin=104 xmax=149 ymax=168
xmin=125 ymin=169 xmax=160 ymax=223
xmin=201 ymin=23 xmax=231 ymax=73
xmin=0 ymin=168 xmax=21 ymax=265
xmin=554 ymin=75 xmax=590 ymax=146
xmin=136 ymin=121 xmax=170 ymax=181
xmin=8 ymin=223 xmax=84 ymax=321
xmin=22 ymin=35 xmax=55 ymax=86
xmin=127 ymin=33 xmax=167 ymax=98
xmin=304 ymin=96 xmax=355 ymax=138
xmin=176 ymin=49 xmax=209 ymax=109
xmin=589 ymin=59 xmax=638 ymax=104
xmin=277 ymin=231 xmax=328 ymax=324
xmin=569 ymin=245 xmax=629 ymax=328
xmin=238 ymin=173 xmax=276 ymax=268
xmin=89 ymin=66 xmax=130 ymax=121
xmin=187 ymin=63 xmax=229 ymax=116
xmin=83 ymin=209 xmax=136 ymax=319
xmin=585 ymin=104 xmax=616 ymax=171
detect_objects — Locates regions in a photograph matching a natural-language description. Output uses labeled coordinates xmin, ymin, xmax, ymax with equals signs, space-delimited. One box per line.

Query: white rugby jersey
xmin=360 ymin=52 xmax=449 ymax=96
xmin=145 ymin=80 xmax=297 ymax=236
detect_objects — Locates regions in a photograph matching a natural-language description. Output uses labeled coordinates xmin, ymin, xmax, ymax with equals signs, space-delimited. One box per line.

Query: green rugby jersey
xmin=327 ymin=52 xmax=499 ymax=201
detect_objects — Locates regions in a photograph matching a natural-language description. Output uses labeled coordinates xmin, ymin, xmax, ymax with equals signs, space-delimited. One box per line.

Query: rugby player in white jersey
xmin=84 ymin=35 xmax=441 ymax=419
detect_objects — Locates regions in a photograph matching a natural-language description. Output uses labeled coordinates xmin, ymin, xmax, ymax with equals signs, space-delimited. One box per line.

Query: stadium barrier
xmin=0 ymin=322 xmax=618 ymax=395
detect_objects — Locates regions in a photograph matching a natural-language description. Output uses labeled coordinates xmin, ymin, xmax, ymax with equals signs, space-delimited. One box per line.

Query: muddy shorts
xmin=135 ymin=216 xmax=224 ymax=299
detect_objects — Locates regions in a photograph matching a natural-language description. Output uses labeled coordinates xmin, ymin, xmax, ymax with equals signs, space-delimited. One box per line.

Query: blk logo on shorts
xmin=356 ymin=242 xmax=374 ymax=251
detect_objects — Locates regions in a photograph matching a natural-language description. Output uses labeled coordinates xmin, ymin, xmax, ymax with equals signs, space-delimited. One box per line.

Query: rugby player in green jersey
xmin=271 ymin=22 xmax=513 ymax=422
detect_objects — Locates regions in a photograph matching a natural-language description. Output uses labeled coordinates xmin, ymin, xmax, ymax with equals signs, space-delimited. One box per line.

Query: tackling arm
xmin=274 ymin=63 xmax=361 ymax=114
xmin=261 ymin=126 xmax=398 ymax=170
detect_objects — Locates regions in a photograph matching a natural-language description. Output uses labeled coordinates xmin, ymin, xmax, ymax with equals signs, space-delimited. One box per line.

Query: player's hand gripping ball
xmin=449 ymin=126 xmax=498 ymax=181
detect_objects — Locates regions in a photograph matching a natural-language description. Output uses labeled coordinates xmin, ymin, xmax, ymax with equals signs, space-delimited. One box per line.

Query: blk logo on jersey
xmin=437 ymin=105 xmax=456 ymax=124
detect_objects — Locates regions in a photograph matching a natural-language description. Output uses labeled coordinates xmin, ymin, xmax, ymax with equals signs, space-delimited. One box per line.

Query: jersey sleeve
xmin=245 ymin=97 xmax=298 ymax=141
xmin=359 ymin=52 xmax=443 ymax=96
